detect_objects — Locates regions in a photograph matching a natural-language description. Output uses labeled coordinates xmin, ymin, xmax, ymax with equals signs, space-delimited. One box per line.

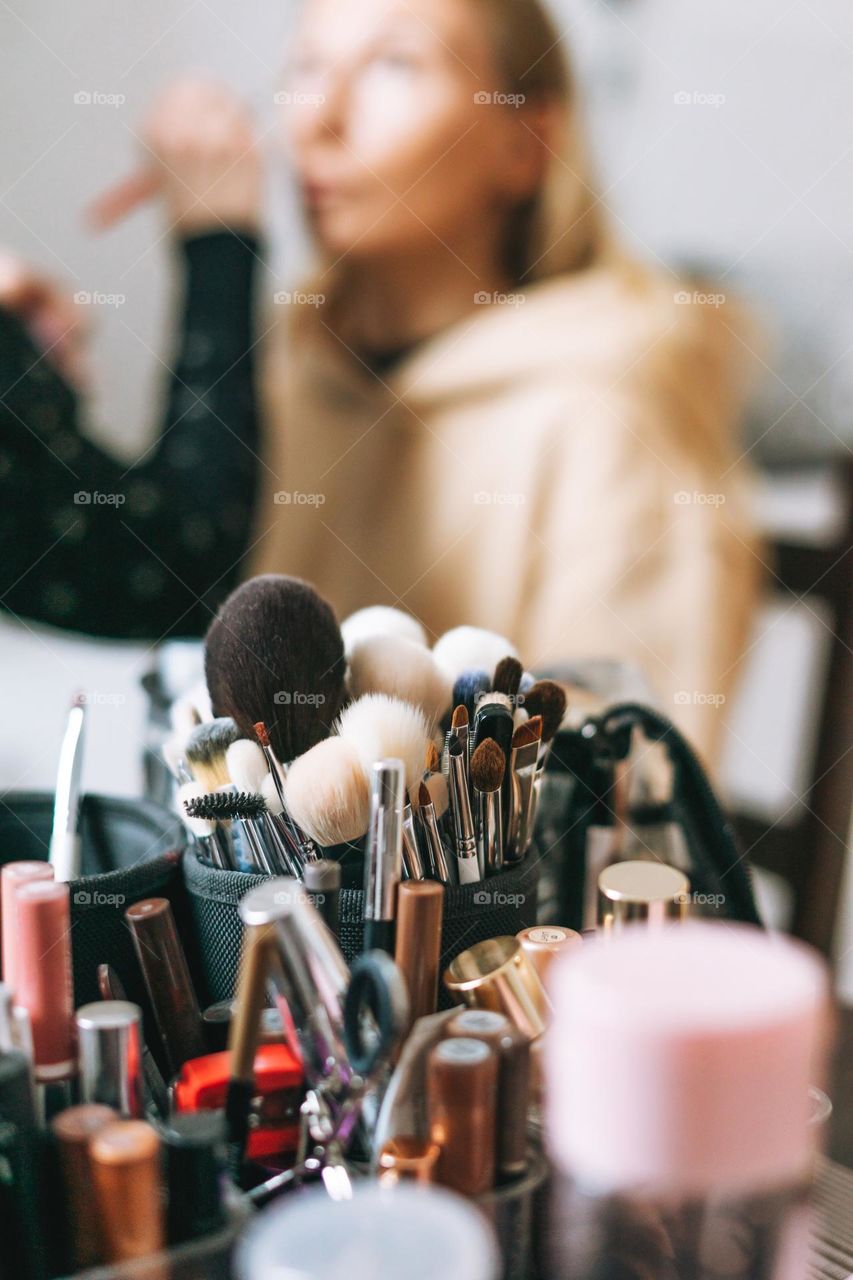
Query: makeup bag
xmin=182 ymin=846 xmax=540 ymax=1009
xmin=0 ymin=791 xmax=187 ymax=1016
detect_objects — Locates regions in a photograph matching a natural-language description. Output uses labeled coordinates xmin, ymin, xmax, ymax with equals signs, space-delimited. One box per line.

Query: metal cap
xmin=597 ymin=861 xmax=690 ymax=932
xmin=76 ymin=1001 xmax=144 ymax=1118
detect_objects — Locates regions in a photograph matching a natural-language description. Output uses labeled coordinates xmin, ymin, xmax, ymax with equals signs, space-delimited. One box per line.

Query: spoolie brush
xmin=184 ymin=792 xmax=268 ymax=822
xmin=205 ymin=575 xmax=346 ymax=763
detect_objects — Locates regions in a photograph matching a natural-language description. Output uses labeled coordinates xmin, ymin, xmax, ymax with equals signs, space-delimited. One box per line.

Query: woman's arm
xmin=0 ymin=230 xmax=262 ymax=640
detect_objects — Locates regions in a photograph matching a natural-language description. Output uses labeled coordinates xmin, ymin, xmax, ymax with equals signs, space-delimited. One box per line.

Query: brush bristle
xmin=226 ymin=739 xmax=269 ymax=794
xmin=512 ymin=716 xmax=542 ymax=750
xmin=451 ymin=704 xmax=469 ymax=729
xmin=347 ymin=635 xmax=450 ymax=727
xmin=470 ymin=739 xmax=506 ymax=793
xmin=185 ymin=718 xmax=240 ymax=789
xmin=433 ymin=628 xmax=518 ymax=686
xmin=185 ymin=791 xmax=267 ymax=822
xmin=425 ymin=771 xmax=449 ymax=817
xmin=283 ymin=738 xmax=370 ymax=847
xmin=522 ymin=681 xmax=568 ymax=743
xmin=425 ymin=741 xmax=441 ymax=774
xmin=452 ymin=669 xmax=492 ymax=722
xmin=260 ymin=772 xmax=284 ymax=816
xmin=493 ymin=656 xmax=523 ymax=700
xmin=341 ymin=606 xmax=427 ymax=656
xmin=416 ymin=781 xmax=432 ymax=809
xmin=205 ymin=575 xmax=346 ymax=763
xmin=335 ymin=694 xmax=432 ymax=790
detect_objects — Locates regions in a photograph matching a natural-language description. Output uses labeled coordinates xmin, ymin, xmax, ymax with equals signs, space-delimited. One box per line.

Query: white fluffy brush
xmin=283 ymin=737 xmax=371 ymax=846
xmin=432 ymin=627 xmax=518 ymax=686
xmin=175 ymin=782 xmax=215 ymax=839
xmin=335 ymin=694 xmax=432 ymax=790
xmin=347 ymin=635 xmax=450 ymax=727
xmin=226 ymin=738 xmax=269 ymax=794
xmin=341 ymin=606 xmax=427 ymax=657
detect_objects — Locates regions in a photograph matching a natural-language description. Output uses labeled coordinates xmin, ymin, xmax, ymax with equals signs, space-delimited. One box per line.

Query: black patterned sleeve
xmin=0 ymin=231 xmax=262 ymax=641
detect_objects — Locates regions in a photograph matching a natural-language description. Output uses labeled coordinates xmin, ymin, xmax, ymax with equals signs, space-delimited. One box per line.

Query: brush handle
xmin=456 ymin=850 xmax=481 ymax=885
xmin=363 ymin=919 xmax=394 ymax=955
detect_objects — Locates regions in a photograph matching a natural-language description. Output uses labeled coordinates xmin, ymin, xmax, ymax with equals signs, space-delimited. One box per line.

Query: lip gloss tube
xmin=428 ymin=1037 xmax=497 ymax=1196
xmin=124 ymin=898 xmax=205 ymax=1077
xmin=395 ymin=881 xmax=444 ymax=1028
xmin=1 ymin=860 xmax=54 ymax=990
xmin=90 ymin=1120 xmax=165 ymax=1263
xmin=446 ymin=1008 xmax=530 ymax=1180
xmin=52 ymin=1103 xmax=117 ymax=1270
xmin=14 ymin=879 xmax=75 ymax=1089
xmin=76 ymin=1001 xmax=144 ymax=1118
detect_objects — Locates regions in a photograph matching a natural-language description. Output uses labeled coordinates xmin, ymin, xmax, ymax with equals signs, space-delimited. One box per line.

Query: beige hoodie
xmin=253 ymin=257 xmax=761 ymax=766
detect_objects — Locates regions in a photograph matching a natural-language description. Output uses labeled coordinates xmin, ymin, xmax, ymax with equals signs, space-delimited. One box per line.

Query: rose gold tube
xmin=51 ymin=1104 xmax=117 ymax=1269
xmin=90 ymin=1119 xmax=165 ymax=1262
xmin=395 ymin=881 xmax=444 ymax=1028
xmin=428 ymin=1037 xmax=497 ymax=1196
xmin=446 ymin=1008 xmax=530 ymax=1179
xmin=378 ymin=1136 xmax=440 ymax=1187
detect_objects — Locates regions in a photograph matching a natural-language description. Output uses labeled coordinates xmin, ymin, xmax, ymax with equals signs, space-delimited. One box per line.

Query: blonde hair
xmin=471 ymin=0 xmax=606 ymax=282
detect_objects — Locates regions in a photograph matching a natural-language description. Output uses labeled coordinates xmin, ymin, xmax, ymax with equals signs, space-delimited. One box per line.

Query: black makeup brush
xmin=184 ymin=792 xmax=268 ymax=822
xmin=492 ymin=656 xmax=523 ymax=703
xmin=473 ymin=695 xmax=514 ymax=833
xmin=204 ymin=575 xmax=346 ymax=763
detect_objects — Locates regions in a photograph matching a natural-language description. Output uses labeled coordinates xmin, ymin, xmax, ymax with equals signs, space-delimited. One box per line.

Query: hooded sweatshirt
xmin=253 ymin=256 xmax=761 ymax=766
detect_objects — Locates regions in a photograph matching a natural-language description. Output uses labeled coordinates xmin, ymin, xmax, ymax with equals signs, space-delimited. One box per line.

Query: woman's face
xmin=283 ymin=0 xmax=534 ymax=261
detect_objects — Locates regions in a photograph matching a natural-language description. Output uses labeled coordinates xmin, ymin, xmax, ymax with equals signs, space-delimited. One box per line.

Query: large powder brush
xmin=204 ymin=575 xmax=346 ymax=764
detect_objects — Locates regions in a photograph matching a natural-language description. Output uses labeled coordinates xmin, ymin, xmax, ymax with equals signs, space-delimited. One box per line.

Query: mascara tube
xmin=125 ymin=898 xmax=205 ymax=1078
xmin=363 ymin=759 xmax=405 ymax=954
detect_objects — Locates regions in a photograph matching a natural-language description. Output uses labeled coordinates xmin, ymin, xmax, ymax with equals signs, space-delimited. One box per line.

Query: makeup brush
xmin=452 ymin=670 xmax=491 ymax=724
xmin=473 ymin=696 xmax=515 ymax=826
xmin=521 ymin=680 xmax=568 ymax=759
xmin=226 ymin=739 xmax=298 ymax=876
xmin=363 ymin=759 xmax=405 ymax=954
xmin=335 ymin=694 xmax=432 ymax=791
xmin=176 ymin=782 xmax=227 ymax=869
xmin=341 ymin=605 xmax=427 ymax=656
xmin=254 ymin=723 xmax=320 ymax=868
xmin=205 ymin=575 xmax=346 ymax=763
xmin=424 ymin=770 xmax=449 ymax=821
xmin=162 ymin=735 xmax=192 ymax=785
xmin=402 ymin=804 xmax=427 ymax=881
xmin=470 ymin=740 xmax=506 ymax=877
xmin=49 ymin=691 xmax=86 ymax=881
xmin=184 ymin=718 xmax=241 ymax=792
xmin=413 ymin=782 xmax=454 ymax=885
xmin=493 ymin=656 xmax=523 ymax=703
xmin=432 ymin=627 xmax=518 ymax=687
xmin=507 ymin=717 xmax=543 ymax=861
xmin=425 ymin=741 xmax=441 ymax=778
xmin=184 ymin=792 xmax=268 ymax=821
xmin=282 ymin=737 xmax=371 ymax=848
xmin=347 ymin=635 xmax=450 ymax=727
xmin=448 ymin=740 xmax=480 ymax=885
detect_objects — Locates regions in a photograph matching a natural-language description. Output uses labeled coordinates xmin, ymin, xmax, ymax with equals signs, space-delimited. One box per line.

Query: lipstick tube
xmin=52 ymin=1103 xmax=117 ymax=1270
xmin=448 ymin=741 xmax=480 ymax=885
xmin=97 ymin=964 xmax=169 ymax=1119
xmin=1 ymin=860 xmax=54 ymax=991
xmin=363 ymin=759 xmax=405 ymax=954
xmin=14 ymin=879 xmax=74 ymax=1087
xmin=428 ymin=1037 xmax=497 ymax=1196
xmin=446 ymin=1008 xmax=530 ymax=1179
xmin=76 ymin=1001 xmax=144 ymax=1118
xmin=125 ymin=897 xmax=205 ymax=1078
xmin=90 ymin=1120 xmax=165 ymax=1263
xmin=395 ymin=881 xmax=444 ymax=1028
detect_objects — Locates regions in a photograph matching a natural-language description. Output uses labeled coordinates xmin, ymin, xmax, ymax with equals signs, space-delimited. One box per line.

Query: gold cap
xmin=443 ymin=936 xmax=551 ymax=1040
xmin=597 ymin=861 xmax=690 ymax=932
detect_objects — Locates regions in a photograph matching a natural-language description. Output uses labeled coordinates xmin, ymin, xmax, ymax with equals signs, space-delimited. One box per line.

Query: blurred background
xmin=0 ymin=0 xmax=850 ymax=977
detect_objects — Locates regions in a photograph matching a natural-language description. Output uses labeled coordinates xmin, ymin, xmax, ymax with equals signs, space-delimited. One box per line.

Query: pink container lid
xmin=1 ymin=861 xmax=54 ymax=992
xmin=14 ymin=879 xmax=74 ymax=1078
xmin=545 ymin=922 xmax=832 ymax=1196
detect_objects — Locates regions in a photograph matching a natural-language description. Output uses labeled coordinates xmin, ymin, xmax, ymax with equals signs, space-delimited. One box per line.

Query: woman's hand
xmin=89 ymin=77 xmax=262 ymax=236
xmin=0 ymin=251 xmax=89 ymax=387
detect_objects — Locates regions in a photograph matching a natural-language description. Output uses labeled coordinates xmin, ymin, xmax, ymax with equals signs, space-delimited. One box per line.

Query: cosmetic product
xmin=470 ymin=738 xmax=505 ymax=877
xmin=0 ymin=1050 xmax=48 ymax=1280
xmin=97 ymin=965 xmax=169 ymax=1119
xmin=226 ymin=890 xmax=278 ymax=1174
xmin=444 ymin=937 xmax=551 ymax=1041
xmin=52 ymin=1104 xmax=117 ymax=1270
xmin=378 ymin=1136 xmax=440 ymax=1186
xmin=90 ymin=1120 xmax=165 ymax=1263
xmin=1 ymin=860 xmax=54 ymax=991
xmin=283 ymin=736 xmax=371 ymax=847
xmin=124 ymin=898 xmax=205 ymax=1078
xmin=363 ymin=759 xmax=405 ymax=954
xmin=452 ymin=670 xmax=492 ymax=725
xmin=205 ymin=574 xmax=346 ymax=763
xmin=184 ymin=717 xmax=240 ymax=791
xmin=0 ymin=981 xmax=33 ymax=1059
xmin=446 ymin=1009 xmax=530 ymax=1180
xmin=428 ymin=1037 xmax=497 ymax=1196
xmin=348 ymin=633 xmax=450 ymax=725
xmin=161 ymin=1112 xmax=227 ymax=1245
xmin=303 ymin=859 xmax=342 ymax=938
xmin=401 ymin=802 xmax=427 ymax=880
xmin=544 ymin=923 xmax=833 ymax=1280
xmin=336 ymin=694 xmax=433 ymax=792
xmin=49 ymin=691 xmax=86 ymax=881
xmin=493 ymin=656 xmax=523 ymax=703
xmin=516 ymin=926 xmax=582 ymax=985
xmin=183 ymin=789 xmax=272 ymax=874
xmin=255 ymin=722 xmax=320 ymax=867
xmin=597 ymin=860 xmax=690 ymax=931
xmin=520 ymin=680 xmax=567 ymax=765
xmin=414 ymin=781 xmax=454 ymax=884
xmin=341 ymin=604 xmax=427 ymax=655
xmin=506 ymin=717 xmax=542 ymax=861
xmin=226 ymin=738 xmax=301 ymax=875
xmin=433 ymin=627 xmax=518 ymax=689
xmin=395 ymin=881 xmax=444 ymax=1028
xmin=447 ymin=704 xmax=470 ymax=780
xmin=236 ymin=1183 xmax=501 ymax=1280
xmin=76 ymin=1001 xmax=144 ymax=1118
xmin=473 ymin=696 xmax=515 ymax=829
xmin=176 ymin=781 xmax=227 ymax=869
xmin=14 ymin=879 xmax=75 ymax=1094
xmin=447 ymin=739 xmax=480 ymax=885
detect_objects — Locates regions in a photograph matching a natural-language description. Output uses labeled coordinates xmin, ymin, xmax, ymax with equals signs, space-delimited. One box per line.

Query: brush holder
xmin=182 ymin=845 xmax=539 ymax=1009
xmin=0 ymin=791 xmax=187 ymax=1038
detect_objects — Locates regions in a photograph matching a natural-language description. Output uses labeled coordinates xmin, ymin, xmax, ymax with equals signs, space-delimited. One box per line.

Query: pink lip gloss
xmin=1 ymin=860 xmax=54 ymax=990
xmin=14 ymin=879 xmax=75 ymax=1092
